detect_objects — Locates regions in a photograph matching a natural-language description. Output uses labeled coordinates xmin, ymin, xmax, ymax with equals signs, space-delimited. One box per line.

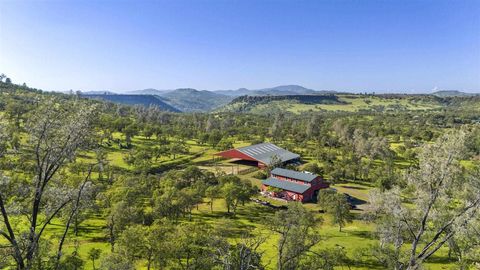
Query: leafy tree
xmin=214 ymin=233 xmax=266 ymax=270
xmin=123 ymin=149 xmax=153 ymax=172
xmin=94 ymin=148 xmax=109 ymax=181
xmin=299 ymin=246 xmax=349 ymax=270
xmin=117 ymin=222 xmax=172 ymax=270
xmin=208 ymin=131 xmax=223 ymax=147
xmin=169 ymin=222 xmax=218 ymax=269
xmin=152 ymin=145 xmax=169 ymax=161
xmin=267 ymin=154 xmax=283 ymax=171
xmin=302 ymin=162 xmax=323 ymax=176
xmin=0 ymin=123 xmax=8 ymax=157
xmin=100 ymin=253 xmax=135 ymax=270
xmin=220 ymin=176 xmax=256 ymax=215
xmin=216 ymin=137 xmax=234 ymax=150
xmin=169 ymin=142 xmax=188 ymax=159
xmin=0 ymin=99 xmax=96 ymax=269
xmin=205 ymin=115 xmax=218 ymax=132
xmin=268 ymin=203 xmax=321 ymax=270
xmin=306 ymin=114 xmax=321 ymax=138
xmin=123 ymin=124 xmax=138 ymax=147
xmin=101 ymin=175 xmax=152 ymax=251
xmin=58 ymin=252 xmax=84 ymax=270
xmin=366 ymin=131 xmax=480 ymax=270
xmin=205 ymin=185 xmax=220 ymax=212
xmin=143 ymin=124 xmax=155 ymax=139
xmin=330 ymin=194 xmax=353 ymax=232
xmin=87 ymin=248 xmax=102 ymax=270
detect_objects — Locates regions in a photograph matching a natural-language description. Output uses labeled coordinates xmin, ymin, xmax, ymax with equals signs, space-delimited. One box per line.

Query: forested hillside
xmin=214 ymin=85 xmax=328 ymax=96
xmin=219 ymin=93 xmax=480 ymax=114
xmin=81 ymin=94 xmax=181 ymax=112
xmin=0 ymin=81 xmax=479 ymax=270
xmin=160 ymin=88 xmax=233 ymax=112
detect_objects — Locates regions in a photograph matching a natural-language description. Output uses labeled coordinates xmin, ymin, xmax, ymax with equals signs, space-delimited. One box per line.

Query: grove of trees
xmin=0 ymin=80 xmax=479 ymax=269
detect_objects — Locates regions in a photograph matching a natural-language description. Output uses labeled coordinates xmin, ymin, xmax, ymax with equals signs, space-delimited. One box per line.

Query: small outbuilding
xmin=261 ymin=168 xmax=329 ymax=202
xmin=215 ymin=142 xmax=300 ymax=168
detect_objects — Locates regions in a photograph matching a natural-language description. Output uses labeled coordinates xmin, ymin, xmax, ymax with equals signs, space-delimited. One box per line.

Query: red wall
xmin=262 ymin=175 xmax=330 ymax=203
xmin=215 ymin=149 xmax=257 ymax=161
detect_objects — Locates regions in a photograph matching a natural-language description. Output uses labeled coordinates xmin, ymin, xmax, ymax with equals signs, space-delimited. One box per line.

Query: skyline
xmin=1 ymin=0 xmax=480 ymax=93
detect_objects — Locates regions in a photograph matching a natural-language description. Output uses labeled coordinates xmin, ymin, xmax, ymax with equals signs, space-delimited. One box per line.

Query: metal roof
xmin=271 ymin=168 xmax=317 ymax=182
xmin=262 ymin=177 xmax=310 ymax=194
xmin=236 ymin=143 xmax=300 ymax=165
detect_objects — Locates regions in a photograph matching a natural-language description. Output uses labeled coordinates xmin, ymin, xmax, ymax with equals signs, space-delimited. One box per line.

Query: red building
xmin=261 ymin=168 xmax=329 ymax=202
xmin=215 ymin=143 xmax=300 ymax=168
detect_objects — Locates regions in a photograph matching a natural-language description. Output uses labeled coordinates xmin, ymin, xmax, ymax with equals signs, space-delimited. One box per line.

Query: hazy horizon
xmin=1 ymin=0 xmax=479 ymax=93
xmin=67 ymin=85 xmax=479 ymax=95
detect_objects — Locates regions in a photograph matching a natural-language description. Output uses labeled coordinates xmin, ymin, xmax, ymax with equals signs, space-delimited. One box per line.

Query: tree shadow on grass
xmin=190 ymin=203 xmax=275 ymax=238
xmin=347 ymin=230 xmax=375 ymax=240
xmin=348 ymin=260 xmax=385 ymax=270
xmin=191 ymin=212 xmax=257 ymax=238
xmin=425 ymin=255 xmax=457 ymax=265
xmin=342 ymin=185 xmax=368 ymax=190
xmin=349 ymin=196 xmax=367 ymax=206
xmin=87 ymin=236 xmax=109 ymax=243
xmin=75 ymin=226 xmax=104 ymax=236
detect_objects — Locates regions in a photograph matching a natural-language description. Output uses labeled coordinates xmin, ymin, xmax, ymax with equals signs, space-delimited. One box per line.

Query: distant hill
xmin=217 ymin=94 xmax=345 ymax=113
xmin=255 ymin=85 xmax=319 ymax=95
xmin=160 ymin=88 xmax=233 ymax=112
xmin=216 ymin=93 xmax=480 ymax=114
xmin=81 ymin=94 xmax=181 ymax=112
xmin=214 ymin=88 xmax=252 ymax=96
xmin=127 ymin=88 xmax=172 ymax=95
xmin=432 ymin=90 xmax=479 ymax=97
xmin=214 ymin=85 xmax=335 ymax=97
xmin=119 ymin=85 xmax=334 ymax=111
xmin=80 ymin=90 xmax=118 ymax=95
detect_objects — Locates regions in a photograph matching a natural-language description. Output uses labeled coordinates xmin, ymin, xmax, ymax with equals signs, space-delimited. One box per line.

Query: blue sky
xmin=1 ymin=0 xmax=479 ymax=93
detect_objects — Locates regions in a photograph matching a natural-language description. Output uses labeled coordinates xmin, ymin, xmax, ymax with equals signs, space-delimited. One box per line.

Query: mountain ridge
xmin=81 ymin=94 xmax=181 ymax=112
xmin=160 ymin=88 xmax=233 ymax=112
xmin=431 ymin=90 xmax=479 ymax=97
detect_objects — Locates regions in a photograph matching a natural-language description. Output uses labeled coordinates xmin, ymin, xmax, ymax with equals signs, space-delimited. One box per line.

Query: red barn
xmin=215 ymin=143 xmax=300 ymax=168
xmin=261 ymin=168 xmax=329 ymax=202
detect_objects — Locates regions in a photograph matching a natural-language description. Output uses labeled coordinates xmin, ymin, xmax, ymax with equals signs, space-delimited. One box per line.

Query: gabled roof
xmin=236 ymin=143 xmax=299 ymax=165
xmin=271 ymin=168 xmax=317 ymax=183
xmin=262 ymin=177 xmax=310 ymax=194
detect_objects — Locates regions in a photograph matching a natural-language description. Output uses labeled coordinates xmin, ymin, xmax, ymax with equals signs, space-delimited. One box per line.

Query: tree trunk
xmin=55 ymin=172 xmax=90 ymax=270
xmin=109 ymin=216 xmax=115 ymax=252
xmin=0 ymin=193 xmax=25 ymax=269
xmin=147 ymin=253 xmax=152 ymax=270
xmin=74 ymin=215 xmax=79 ymax=236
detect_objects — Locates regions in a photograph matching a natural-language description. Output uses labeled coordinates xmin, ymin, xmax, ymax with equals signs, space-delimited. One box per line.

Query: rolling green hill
xmin=432 ymin=90 xmax=479 ymax=97
xmin=214 ymin=84 xmax=335 ymax=96
xmin=218 ymin=93 xmax=480 ymax=114
xmin=81 ymin=94 xmax=181 ymax=112
xmin=160 ymin=88 xmax=233 ymax=112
